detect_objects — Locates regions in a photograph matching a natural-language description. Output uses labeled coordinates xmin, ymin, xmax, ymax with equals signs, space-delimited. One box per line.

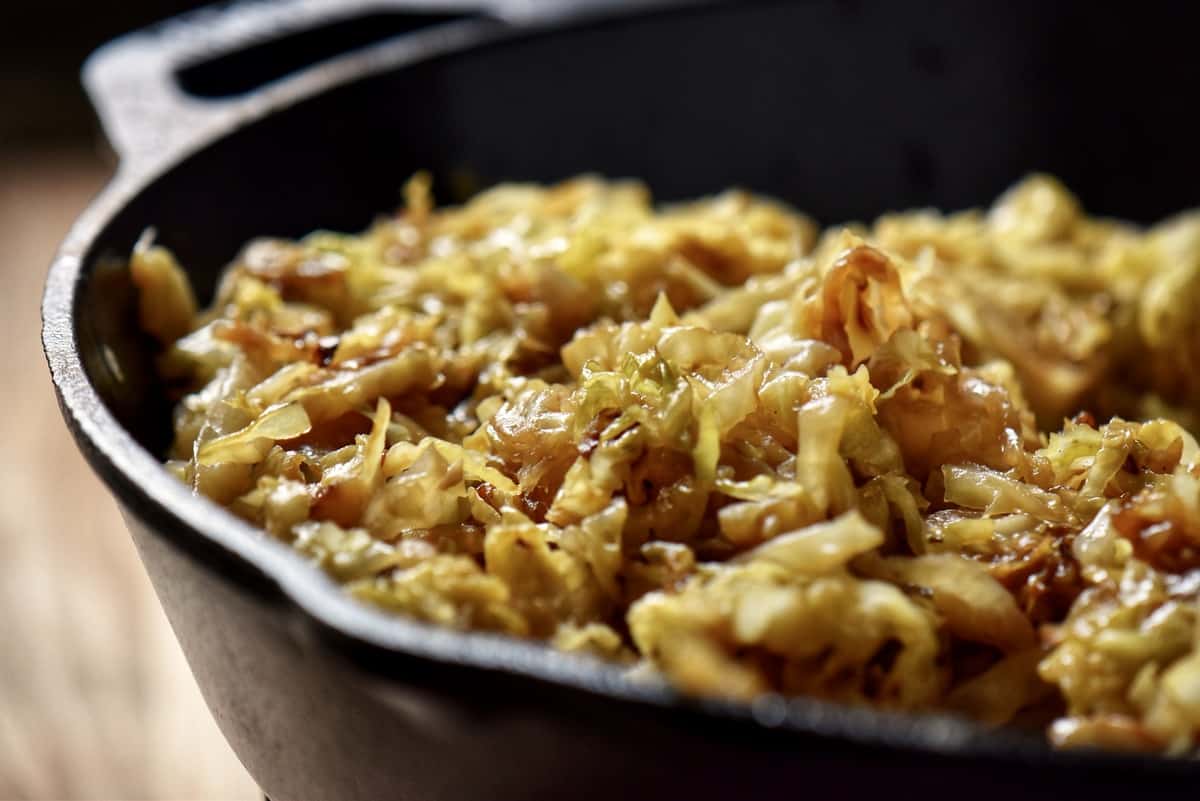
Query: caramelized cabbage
xmin=136 ymin=174 xmax=1200 ymax=755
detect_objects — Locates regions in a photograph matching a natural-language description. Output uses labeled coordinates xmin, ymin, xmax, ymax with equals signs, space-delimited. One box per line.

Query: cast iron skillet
xmin=43 ymin=1 xmax=1200 ymax=798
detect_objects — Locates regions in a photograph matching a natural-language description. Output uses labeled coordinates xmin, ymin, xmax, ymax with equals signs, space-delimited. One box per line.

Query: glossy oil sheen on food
xmin=131 ymin=173 xmax=1200 ymax=755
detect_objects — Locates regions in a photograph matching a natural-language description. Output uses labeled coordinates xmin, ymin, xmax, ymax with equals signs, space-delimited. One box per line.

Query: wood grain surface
xmin=0 ymin=148 xmax=257 ymax=801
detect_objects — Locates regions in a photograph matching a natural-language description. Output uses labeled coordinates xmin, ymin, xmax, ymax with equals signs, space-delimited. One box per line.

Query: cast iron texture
xmin=42 ymin=1 xmax=1200 ymax=798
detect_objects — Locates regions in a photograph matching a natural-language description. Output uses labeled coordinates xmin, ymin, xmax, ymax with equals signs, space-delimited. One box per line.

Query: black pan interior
xmin=78 ymin=0 xmax=1200 ymax=457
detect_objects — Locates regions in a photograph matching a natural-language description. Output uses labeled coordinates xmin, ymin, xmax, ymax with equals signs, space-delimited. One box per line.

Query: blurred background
xmin=1 ymin=3 xmax=257 ymax=798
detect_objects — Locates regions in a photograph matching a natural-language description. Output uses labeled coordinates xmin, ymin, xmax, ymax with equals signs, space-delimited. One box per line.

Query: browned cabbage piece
xmin=135 ymin=174 xmax=1200 ymax=755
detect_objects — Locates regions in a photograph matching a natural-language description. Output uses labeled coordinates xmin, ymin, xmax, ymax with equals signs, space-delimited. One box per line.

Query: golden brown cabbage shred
xmin=132 ymin=174 xmax=1200 ymax=754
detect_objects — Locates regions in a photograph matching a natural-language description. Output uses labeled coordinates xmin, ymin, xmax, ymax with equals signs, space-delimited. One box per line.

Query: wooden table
xmin=0 ymin=148 xmax=257 ymax=800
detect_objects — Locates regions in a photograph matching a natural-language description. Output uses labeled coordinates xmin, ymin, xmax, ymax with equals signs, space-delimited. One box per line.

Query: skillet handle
xmin=84 ymin=0 xmax=685 ymax=170
xmin=81 ymin=0 xmax=514 ymax=170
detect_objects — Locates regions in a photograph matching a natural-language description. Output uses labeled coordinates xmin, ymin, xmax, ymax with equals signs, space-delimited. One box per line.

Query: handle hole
xmin=175 ymin=9 xmax=480 ymax=99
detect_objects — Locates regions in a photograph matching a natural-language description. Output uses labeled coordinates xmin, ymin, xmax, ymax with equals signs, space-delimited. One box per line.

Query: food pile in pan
xmin=133 ymin=173 xmax=1200 ymax=753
